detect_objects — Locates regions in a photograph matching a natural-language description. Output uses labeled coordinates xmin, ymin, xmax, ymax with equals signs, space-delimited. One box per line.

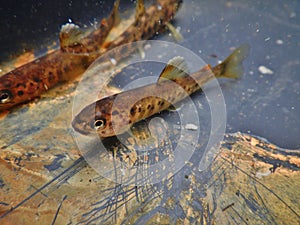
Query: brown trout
xmin=0 ymin=0 xmax=182 ymax=111
xmin=72 ymin=44 xmax=249 ymax=137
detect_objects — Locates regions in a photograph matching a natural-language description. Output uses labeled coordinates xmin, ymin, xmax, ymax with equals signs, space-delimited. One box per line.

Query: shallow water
xmin=175 ymin=0 xmax=300 ymax=149
xmin=1 ymin=0 xmax=299 ymax=149
xmin=0 ymin=0 xmax=299 ymax=224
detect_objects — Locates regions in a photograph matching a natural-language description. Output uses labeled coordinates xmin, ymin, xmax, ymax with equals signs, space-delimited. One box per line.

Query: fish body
xmin=72 ymin=45 xmax=249 ymax=137
xmin=0 ymin=52 xmax=92 ymax=110
xmin=0 ymin=0 xmax=182 ymax=111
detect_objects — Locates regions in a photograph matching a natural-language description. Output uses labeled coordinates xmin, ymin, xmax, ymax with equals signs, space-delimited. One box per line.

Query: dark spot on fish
xmin=81 ymin=57 xmax=90 ymax=69
xmin=17 ymin=90 xmax=24 ymax=96
xmin=132 ymin=32 xmax=137 ymax=40
xmin=112 ymin=110 xmax=119 ymax=115
xmin=101 ymin=131 xmax=106 ymax=134
xmin=128 ymin=120 xmax=132 ymax=124
xmin=33 ymin=77 xmax=41 ymax=82
xmin=138 ymin=107 xmax=142 ymax=113
xmin=130 ymin=107 xmax=135 ymax=116
xmin=63 ymin=66 xmax=69 ymax=72
xmin=147 ymin=104 xmax=152 ymax=110
xmin=16 ymin=83 xmax=25 ymax=88
xmin=48 ymin=72 xmax=54 ymax=81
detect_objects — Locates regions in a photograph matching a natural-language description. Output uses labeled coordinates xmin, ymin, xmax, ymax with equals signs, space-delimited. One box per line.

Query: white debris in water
xmin=290 ymin=12 xmax=296 ymax=18
xmin=185 ymin=123 xmax=198 ymax=130
xmin=256 ymin=170 xmax=271 ymax=179
xmin=276 ymin=39 xmax=283 ymax=45
xmin=138 ymin=47 xmax=145 ymax=59
xmin=110 ymin=58 xmax=117 ymax=65
xmin=247 ymin=88 xmax=255 ymax=93
xmin=144 ymin=43 xmax=151 ymax=50
xmin=258 ymin=65 xmax=274 ymax=75
xmin=173 ymin=124 xmax=181 ymax=130
xmin=264 ymin=37 xmax=271 ymax=41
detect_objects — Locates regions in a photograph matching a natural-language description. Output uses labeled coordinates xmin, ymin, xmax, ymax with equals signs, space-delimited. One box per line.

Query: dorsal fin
xmin=157 ymin=56 xmax=189 ymax=83
xmin=135 ymin=0 xmax=146 ymax=20
xmin=59 ymin=22 xmax=84 ymax=51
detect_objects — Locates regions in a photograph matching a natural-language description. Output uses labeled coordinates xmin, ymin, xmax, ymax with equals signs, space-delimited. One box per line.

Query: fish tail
xmin=213 ymin=44 xmax=250 ymax=79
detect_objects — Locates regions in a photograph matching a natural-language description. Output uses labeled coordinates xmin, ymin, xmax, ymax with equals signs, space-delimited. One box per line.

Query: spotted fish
xmin=72 ymin=44 xmax=249 ymax=137
xmin=0 ymin=0 xmax=182 ymax=111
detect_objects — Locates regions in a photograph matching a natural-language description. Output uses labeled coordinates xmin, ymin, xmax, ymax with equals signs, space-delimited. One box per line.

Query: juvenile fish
xmin=0 ymin=0 xmax=182 ymax=111
xmin=72 ymin=45 xmax=249 ymax=137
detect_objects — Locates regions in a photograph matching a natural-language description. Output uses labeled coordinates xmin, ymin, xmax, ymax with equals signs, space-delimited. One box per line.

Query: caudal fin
xmin=213 ymin=44 xmax=250 ymax=79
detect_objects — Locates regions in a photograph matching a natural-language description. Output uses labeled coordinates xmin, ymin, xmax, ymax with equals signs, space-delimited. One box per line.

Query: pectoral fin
xmin=157 ymin=56 xmax=189 ymax=83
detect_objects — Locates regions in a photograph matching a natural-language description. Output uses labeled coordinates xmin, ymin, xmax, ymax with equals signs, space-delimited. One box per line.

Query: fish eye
xmin=0 ymin=90 xmax=12 ymax=104
xmin=93 ymin=119 xmax=106 ymax=130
